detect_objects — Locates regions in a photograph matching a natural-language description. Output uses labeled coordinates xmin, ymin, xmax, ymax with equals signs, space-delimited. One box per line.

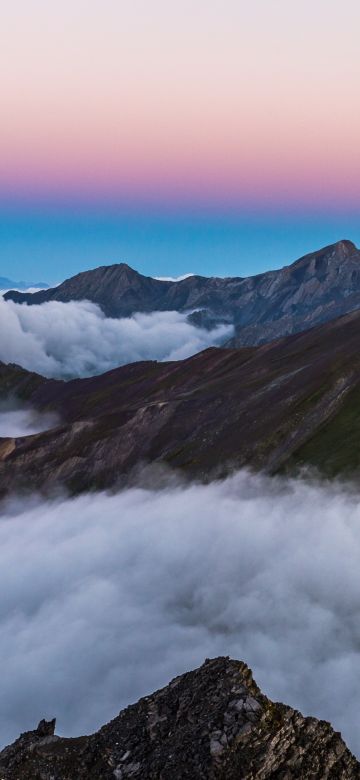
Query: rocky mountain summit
xmin=5 ymin=239 xmax=360 ymax=344
xmin=0 ymin=657 xmax=358 ymax=779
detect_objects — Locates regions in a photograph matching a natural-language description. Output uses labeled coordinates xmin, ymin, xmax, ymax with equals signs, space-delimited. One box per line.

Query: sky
xmin=1 ymin=0 xmax=360 ymax=282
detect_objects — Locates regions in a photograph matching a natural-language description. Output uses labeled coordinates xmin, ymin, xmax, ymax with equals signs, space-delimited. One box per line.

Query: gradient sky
xmin=1 ymin=1 xmax=360 ymax=282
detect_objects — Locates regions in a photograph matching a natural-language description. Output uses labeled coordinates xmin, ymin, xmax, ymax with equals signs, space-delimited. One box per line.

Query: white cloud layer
xmin=0 ymin=403 xmax=59 ymax=438
xmin=153 ymin=273 xmax=194 ymax=281
xmin=1 ymin=471 xmax=360 ymax=756
xmin=0 ymin=298 xmax=233 ymax=379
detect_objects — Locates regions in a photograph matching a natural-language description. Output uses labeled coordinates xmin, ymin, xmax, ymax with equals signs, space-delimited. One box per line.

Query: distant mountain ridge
xmin=4 ymin=239 xmax=360 ymax=344
xmin=4 ymin=262 xmax=239 ymax=321
xmin=0 ymin=277 xmax=48 ymax=291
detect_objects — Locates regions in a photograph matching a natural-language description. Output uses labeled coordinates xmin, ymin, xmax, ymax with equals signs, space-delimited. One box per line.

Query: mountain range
xmin=5 ymin=239 xmax=360 ymax=345
xmin=3 ymin=241 xmax=360 ymax=774
xmin=0 ymin=277 xmax=48 ymax=291
xmin=0 ymin=657 xmax=358 ymax=779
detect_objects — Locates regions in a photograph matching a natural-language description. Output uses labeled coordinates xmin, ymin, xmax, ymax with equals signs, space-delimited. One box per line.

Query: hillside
xmin=2 ymin=308 xmax=360 ymax=493
xmin=5 ymin=240 xmax=360 ymax=344
xmin=0 ymin=277 xmax=48 ymax=290
xmin=0 ymin=657 xmax=358 ymax=779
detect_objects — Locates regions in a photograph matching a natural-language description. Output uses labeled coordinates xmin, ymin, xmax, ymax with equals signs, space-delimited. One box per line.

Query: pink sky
xmin=1 ymin=0 xmax=360 ymax=210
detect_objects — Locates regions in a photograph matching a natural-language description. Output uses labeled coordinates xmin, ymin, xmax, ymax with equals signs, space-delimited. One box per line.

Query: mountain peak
xmin=106 ymin=261 xmax=138 ymax=273
xmin=73 ymin=261 xmax=141 ymax=280
xmin=0 ymin=656 xmax=358 ymax=778
xmin=335 ymin=238 xmax=357 ymax=254
xmin=289 ymin=238 xmax=359 ymax=270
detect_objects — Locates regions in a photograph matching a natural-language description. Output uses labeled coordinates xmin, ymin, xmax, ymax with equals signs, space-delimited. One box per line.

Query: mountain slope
xmin=5 ymin=240 xmax=360 ymax=343
xmin=229 ymin=238 xmax=360 ymax=345
xmin=2 ymin=308 xmax=360 ymax=494
xmin=0 ymin=657 xmax=358 ymax=779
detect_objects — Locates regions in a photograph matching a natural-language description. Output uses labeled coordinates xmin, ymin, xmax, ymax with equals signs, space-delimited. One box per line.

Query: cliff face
xmin=0 ymin=657 xmax=358 ymax=779
xmin=5 ymin=240 xmax=360 ymax=345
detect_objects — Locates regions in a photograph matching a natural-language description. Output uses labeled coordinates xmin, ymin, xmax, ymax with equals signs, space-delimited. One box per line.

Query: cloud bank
xmin=0 ymin=403 xmax=59 ymax=438
xmin=2 ymin=471 xmax=360 ymax=755
xmin=154 ymin=273 xmax=194 ymax=281
xmin=0 ymin=298 xmax=233 ymax=379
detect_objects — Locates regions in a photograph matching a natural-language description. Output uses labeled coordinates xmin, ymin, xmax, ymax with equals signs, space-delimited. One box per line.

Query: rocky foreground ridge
xmin=5 ymin=240 xmax=360 ymax=346
xmin=0 ymin=658 xmax=358 ymax=779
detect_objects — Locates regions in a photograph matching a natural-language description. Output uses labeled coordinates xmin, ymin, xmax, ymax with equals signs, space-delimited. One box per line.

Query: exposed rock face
xmin=5 ymin=240 xmax=360 ymax=345
xmin=0 ymin=658 xmax=358 ymax=779
xmin=2 ymin=307 xmax=360 ymax=493
xmin=229 ymin=239 xmax=360 ymax=346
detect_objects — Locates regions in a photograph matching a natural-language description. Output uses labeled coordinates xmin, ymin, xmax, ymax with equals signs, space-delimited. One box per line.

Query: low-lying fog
xmin=1 ymin=470 xmax=360 ymax=755
xmin=0 ymin=404 xmax=59 ymax=438
xmin=0 ymin=297 xmax=233 ymax=379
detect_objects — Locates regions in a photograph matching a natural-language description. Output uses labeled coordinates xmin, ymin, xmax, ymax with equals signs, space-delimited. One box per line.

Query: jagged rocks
xmin=0 ymin=657 xmax=358 ymax=779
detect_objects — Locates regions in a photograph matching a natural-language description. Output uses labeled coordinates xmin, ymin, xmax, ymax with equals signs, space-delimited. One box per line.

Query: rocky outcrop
xmin=0 ymin=657 xmax=358 ymax=779
xmin=5 ymin=240 xmax=360 ymax=345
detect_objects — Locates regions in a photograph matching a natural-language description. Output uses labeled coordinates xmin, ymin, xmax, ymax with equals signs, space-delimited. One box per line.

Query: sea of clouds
xmin=1 ymin=470 xmax=360 ymax=755
xmin=0 ymin=402 xmax=59 ymax=438
xmin=1 ymin=286 xmax=360 ymax=761
xmin=0 ymin=297 xmax=233 ymax=379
